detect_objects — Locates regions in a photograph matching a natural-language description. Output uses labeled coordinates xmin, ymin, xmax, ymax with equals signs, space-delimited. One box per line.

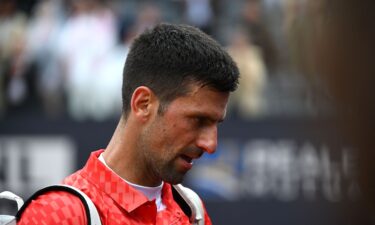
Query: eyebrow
xmin=195 ymin=113 xmax=225 ymax=124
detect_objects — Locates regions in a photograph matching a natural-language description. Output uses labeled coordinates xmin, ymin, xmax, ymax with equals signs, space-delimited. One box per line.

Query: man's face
xmin=138 ymin=85 xmax=229 ymax=184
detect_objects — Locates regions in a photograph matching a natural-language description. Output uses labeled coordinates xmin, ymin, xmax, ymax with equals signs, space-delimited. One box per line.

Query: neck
xmin=103 ymin=116 xmax=162 ymax=187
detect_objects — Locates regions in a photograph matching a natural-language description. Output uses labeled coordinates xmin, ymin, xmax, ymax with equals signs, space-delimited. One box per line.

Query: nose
xmin=196 ymin=125 xmax=217 ymax=154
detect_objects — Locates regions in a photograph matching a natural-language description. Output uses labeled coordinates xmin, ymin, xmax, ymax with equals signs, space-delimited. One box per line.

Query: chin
xmin=162 ymin=173 xmax=185 ymax=184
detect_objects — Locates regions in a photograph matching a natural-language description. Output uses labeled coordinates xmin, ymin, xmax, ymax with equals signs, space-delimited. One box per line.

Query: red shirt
xmin=18 ymin=150 xmax=212 ymax=225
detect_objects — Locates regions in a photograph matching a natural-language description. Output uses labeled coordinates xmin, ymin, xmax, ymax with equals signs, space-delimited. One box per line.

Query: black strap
xmin=172 ymin=185 xmax=192 ymax=219
xmin=16 ymin=185 xmax=92 ymax=225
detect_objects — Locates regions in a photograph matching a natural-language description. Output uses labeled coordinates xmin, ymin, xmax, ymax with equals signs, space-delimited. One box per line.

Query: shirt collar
xmin=80 ymin=150 xmax=152 ymax=212
xmin=98 ymin=152 xmax=166 ymax=211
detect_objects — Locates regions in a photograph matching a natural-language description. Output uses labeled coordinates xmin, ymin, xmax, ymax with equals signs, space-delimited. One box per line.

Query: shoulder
xmin=17 ymin=190 xmax=87 ymax=225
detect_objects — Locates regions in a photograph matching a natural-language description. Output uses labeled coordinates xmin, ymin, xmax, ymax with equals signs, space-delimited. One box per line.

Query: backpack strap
xmin=0 ymin=191 xmax=24 ymax=225
xmin=172 ymin=184 xmax=205 ymax=225
xmin=16 ymin=185 xmax=102 ymax=225
xmin=0 ymin=191 xmax=24 ymax=210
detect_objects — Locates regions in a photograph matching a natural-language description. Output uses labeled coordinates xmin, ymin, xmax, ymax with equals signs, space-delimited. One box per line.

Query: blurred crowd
xmin=0 ymin=0 xmax=328 ymax=121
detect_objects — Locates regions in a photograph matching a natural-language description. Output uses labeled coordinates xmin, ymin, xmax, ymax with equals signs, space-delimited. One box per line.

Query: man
xmin=18 ymin=23 xmax=239 ymax=224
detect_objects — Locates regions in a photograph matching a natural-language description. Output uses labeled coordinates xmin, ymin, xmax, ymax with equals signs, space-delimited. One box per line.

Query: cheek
xmin=158 ymin=124 xmax=189 ymax=150
xmin=160 ymin=114 xmax=197 ymax=145
xmin=173 ymin=124 xmax=198 ymax=148
xmin=169 ymin=120 xmax=193 ymax=137
xmin=149 ymin=120 xmax=178 ymax=150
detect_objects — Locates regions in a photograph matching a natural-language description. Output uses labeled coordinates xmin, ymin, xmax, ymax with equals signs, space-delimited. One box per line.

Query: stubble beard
xmin=139 ymin=122 xmax=186 ymax=185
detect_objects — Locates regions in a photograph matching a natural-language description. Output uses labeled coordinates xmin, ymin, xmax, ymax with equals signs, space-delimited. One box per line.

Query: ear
xmin=130 ymin=86 xmax=158 ymax=122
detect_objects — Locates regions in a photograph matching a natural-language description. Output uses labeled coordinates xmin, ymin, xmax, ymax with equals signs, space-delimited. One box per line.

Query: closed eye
xmin=193 ymin=116 xmax=223 ymax=127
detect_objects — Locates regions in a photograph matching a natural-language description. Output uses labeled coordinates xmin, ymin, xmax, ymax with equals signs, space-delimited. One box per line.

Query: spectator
xmin=182 ymin=0 xmax=215 ymax=34
xmin=57 ymin=0 xmax=117 ymax=120
xmin=0 ymin=0 xmax=29 ymax=110
xmin=227 ymin=28 xmax=267 ymax=118
xmin=240 ymin=0 xmax=277 ymax=72
xmin=26 ymin=0 xmax=65 ymax=117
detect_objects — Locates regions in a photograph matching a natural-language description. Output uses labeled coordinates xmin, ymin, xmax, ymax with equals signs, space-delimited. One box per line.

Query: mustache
xmin=181 ymin=147 xmax=204 ymax=158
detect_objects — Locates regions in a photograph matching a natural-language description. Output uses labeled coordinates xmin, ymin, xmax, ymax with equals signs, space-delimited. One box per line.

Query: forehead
xmin=166 ymin=85 xmax=229 ymax=120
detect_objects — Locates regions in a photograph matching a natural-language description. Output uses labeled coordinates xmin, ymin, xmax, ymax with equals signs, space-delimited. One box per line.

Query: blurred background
xmin=0 ymin=0 xmax=374 ymax=224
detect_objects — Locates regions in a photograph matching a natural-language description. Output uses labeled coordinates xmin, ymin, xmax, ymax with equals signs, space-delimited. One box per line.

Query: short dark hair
xmin=122 ymin=23 xmax=239 ymax=117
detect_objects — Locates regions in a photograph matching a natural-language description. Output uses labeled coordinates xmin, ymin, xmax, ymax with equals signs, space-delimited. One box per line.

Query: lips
xmin=180 ymin=154 xmax=193 ymax=164
xmin=177 ymin=154 xmax=195 ymax=171
xmin=177 ymin=149 xmax=203 ymax=171
xmin=181 ymin=148 xmax=203 ymax=161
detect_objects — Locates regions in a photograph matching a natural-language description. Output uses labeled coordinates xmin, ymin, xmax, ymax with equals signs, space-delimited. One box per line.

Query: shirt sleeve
xmin=17 ymin=191 xmax=87 ymax=225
